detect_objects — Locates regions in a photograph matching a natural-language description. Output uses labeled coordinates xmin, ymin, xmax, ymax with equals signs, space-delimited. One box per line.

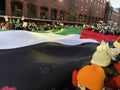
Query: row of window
xmin=11 ymin=1 xmax=62 ymax=19
xmin=0 ymin=0 xmax=103 ymax=23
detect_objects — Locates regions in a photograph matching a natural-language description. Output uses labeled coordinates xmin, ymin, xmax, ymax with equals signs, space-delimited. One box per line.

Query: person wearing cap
xmin=105 ymin=37 xmax=120 ymax=90
xmin=113 ymin=37 xmax=120 ymax=61
xmin=72 ymin=40 xmax=120 ymax=90
xmin=89 ymin=40 xmax=120 ymax=90
xmin=91 ymin=40 xmax=120 ymax=67
xmin=113 ymin=37 xmax=120 ymax=49
xmin=72 ymin=64 xmax=106 ymax=90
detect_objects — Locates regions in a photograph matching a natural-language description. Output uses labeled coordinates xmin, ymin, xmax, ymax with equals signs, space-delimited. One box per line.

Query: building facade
xmin=0 ymin=0 xmax=107 ymax=24
xmin=104 ymin=2 xmax=112 ymax=23
xmin=104 ymin=1 xmax=120 ymax=24
xmin=111 ymin=8 xmax=120 ymax=23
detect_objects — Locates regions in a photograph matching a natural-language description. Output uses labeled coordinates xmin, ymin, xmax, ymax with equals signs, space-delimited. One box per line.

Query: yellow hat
xmin=91 ymin=41 xmax=111 ymax=67
xmin=91 ymin=40 xmax=120 ymax=67
xmin=77 ymin=64 xmax=105 ymax=90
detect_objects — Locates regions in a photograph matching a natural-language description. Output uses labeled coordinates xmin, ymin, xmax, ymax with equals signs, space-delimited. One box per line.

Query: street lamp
xmin=58 ymin=0 xmax=64 ymax=5
xmin=59 ymin=0 xmax=63 ymax=3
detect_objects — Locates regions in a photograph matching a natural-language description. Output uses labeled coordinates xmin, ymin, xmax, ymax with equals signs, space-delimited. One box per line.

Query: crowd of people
xmin=72 ymin=37 xmax=120 ymax=90
xmin=0 ymin=20 xmax=63 ymax=31
xmin=0 ymin=16 xmax=120 ymax=36
xmin=85 ymin=21 xmax=120 ymax=36
xmin=0 ymin=16 xmax=120 ymax=90
xmin=0 ymin=16 xmax=72 ymax=31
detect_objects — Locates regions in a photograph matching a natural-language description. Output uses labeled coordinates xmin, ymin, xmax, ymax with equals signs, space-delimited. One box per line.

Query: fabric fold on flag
xmin=0 ymin=42 xmax=99 ymax=90
xmin=0 ymin=30 xmax=98 ymax=49
xmin=0 ymin=29 xmax=101 ymax=89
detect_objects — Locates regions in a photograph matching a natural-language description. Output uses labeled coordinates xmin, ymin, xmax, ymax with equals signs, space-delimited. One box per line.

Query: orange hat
xmin=77 ymin=64 xmax=105 ymax=90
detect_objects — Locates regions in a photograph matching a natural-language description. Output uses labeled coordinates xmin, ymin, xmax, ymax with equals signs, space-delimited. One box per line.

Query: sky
xmin=107 ymin=0 xmax=120 ymax=8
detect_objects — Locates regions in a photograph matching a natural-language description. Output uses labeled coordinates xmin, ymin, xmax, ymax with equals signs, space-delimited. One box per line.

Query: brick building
xmin=0 ymin=0 xmax=107 ymax=24
xmin=111 ymin=8 xmax=120 ymax=23
xmin=104 ymin=1 xmax=120 ymax=24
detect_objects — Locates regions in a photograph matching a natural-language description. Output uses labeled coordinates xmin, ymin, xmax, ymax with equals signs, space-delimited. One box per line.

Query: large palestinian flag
xmin=0 ymin=29 xmax=100 ymax=90
xmin=80 ymin=28 xmax=119 ymax=42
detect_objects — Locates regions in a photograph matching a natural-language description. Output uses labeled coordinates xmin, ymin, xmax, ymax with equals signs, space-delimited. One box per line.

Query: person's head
xmin=77 ymin=64 xmax=105 ymax=90
xmin=91 ymin=40 xmax=120 ymax=67
xmin=113 ymin=37 xmax=120 ymax=49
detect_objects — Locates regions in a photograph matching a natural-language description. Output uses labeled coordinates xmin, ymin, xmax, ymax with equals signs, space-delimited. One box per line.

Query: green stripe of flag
xmin=32 ymin=27 xmax=83 ymax=35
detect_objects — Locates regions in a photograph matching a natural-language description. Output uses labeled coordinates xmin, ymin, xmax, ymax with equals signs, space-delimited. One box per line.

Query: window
xmin=40 ymin=7 xmax=48 ymax=19
xmin=51 ymin=9 xmax=57 ymax=20
xmin=60 ymin=10 xmax=65 ymax=20
xmin=11 ymin=1 xmax=23 ymax=16
xmin=52 ymin=0 xmax=57 ymax=3
xmin=27 ymin=3 xmax=37 ymax=18
xmin=79 ymin=14 xmax=83 ymax=21
xmin=0 ymin=0 xmax=5 ymax=15
xmin=98 ymin=3 xmax=99 ymax=8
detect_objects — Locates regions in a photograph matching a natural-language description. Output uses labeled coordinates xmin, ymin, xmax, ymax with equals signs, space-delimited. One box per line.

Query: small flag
xmin=4 ymin=16 xmax=8 ymax=22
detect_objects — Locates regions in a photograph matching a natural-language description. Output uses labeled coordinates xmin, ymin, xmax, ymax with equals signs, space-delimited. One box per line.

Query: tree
xmin=27 ymin=0 xmax=37 ymax=18
xmin=66 ymin=0 xmax=79 ymax=21
xmin=11 ymin=1 xmax=23 ymax=16
xmin=86 ymin=3 xmax=95 ymax=24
